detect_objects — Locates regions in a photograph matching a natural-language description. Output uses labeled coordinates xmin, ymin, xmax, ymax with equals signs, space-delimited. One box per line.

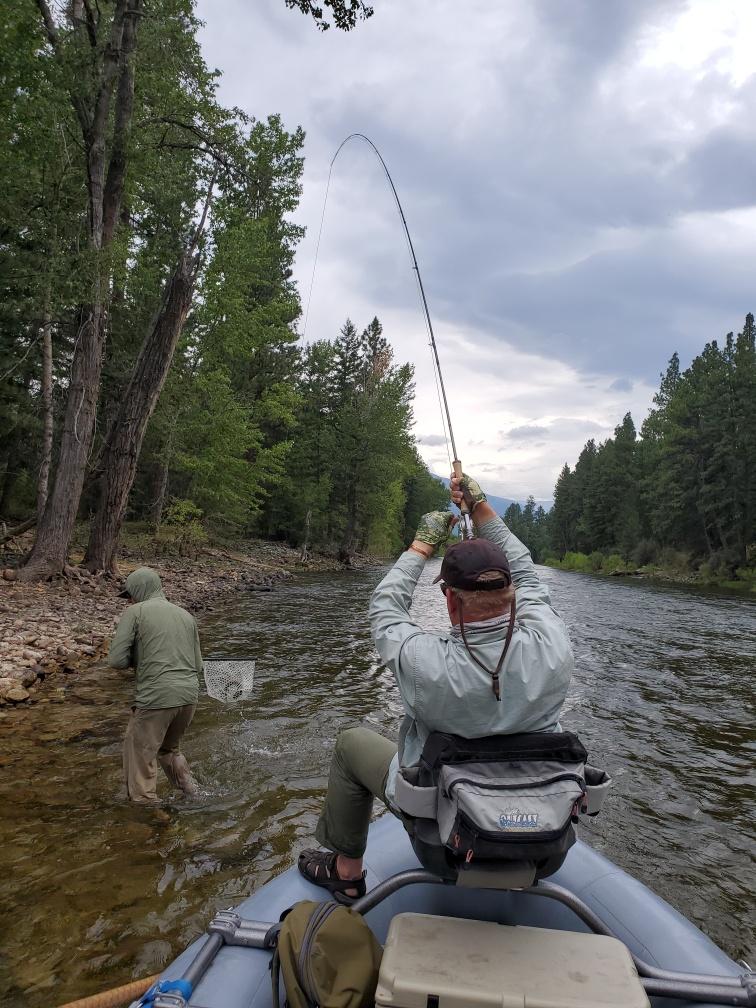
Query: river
xmin=0 ymin=564 xmax=754 ymax=1006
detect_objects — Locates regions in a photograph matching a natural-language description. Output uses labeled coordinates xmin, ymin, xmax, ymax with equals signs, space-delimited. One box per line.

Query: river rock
xmin=6 ymin=685 xmax=30 ymax=702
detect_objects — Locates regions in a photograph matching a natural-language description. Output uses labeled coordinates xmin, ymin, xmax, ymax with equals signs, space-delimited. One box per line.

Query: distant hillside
xmin=434 ymin=476 xmax=551 ymax=515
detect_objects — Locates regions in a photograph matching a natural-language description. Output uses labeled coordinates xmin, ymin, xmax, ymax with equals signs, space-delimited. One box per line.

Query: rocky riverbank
xmin=0 ymin=538 xmax=349 ymax=708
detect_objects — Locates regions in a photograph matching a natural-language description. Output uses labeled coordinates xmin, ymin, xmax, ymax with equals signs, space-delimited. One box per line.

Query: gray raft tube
xmin=143 ymin=814 xmax=754 ymax=1008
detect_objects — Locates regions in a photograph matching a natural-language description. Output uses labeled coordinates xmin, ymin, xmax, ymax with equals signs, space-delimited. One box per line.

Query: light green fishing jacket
xmin=369 ymin=516 xmax=573 ymax=805
xmin=107 ymin=567 xmax=201 ymax=709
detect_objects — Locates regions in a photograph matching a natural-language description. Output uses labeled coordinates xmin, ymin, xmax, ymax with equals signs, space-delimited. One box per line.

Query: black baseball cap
xmin=434 ymin=539 xmax=512 ymax=591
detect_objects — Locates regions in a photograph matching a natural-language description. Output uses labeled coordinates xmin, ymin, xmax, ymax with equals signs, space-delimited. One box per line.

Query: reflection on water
xmin=0 ymin=564 xmax=754 ymax=1005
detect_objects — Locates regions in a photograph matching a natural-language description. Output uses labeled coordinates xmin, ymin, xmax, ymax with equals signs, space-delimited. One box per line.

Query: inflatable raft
xmin=134 ymin=814 xmax=754 ymax=1008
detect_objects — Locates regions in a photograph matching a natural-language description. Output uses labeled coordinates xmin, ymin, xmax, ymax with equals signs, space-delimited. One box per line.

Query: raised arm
xmin=450 ymin=474 xmax=551 ymax=607
xmin=369 ymin=511 xmax=456 ymax=704
xmin=368 ymin=550 xmax=425 ymax=676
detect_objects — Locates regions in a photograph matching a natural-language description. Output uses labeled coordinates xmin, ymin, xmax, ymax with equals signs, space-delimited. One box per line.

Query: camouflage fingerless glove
xmin=415 ymin=511 xmax=455 ymax=549
xmin=461 ymin=473 xmax=487 ymax=512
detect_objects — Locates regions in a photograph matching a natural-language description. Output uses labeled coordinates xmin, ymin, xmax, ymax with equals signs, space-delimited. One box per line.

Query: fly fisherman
xmin=108 ymin=567 xmax=202 ymax=804
xmin=297 ymin=473 xmax=574 ymax=901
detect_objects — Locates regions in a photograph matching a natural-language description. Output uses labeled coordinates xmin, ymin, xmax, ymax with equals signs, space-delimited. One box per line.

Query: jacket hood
xmin=124 ymin=567 xmax=166 ymax=603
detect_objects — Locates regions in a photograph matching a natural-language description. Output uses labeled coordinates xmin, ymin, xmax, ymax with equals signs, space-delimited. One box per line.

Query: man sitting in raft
xmin=298 ymin=473 xmax=574 ymax=901
xmin=107 ymin=566 xmax=202 ymax=804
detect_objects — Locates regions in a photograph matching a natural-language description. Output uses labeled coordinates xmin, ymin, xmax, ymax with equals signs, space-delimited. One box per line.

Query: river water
xmin=0 ymin=564 xmax=754 ymax=1006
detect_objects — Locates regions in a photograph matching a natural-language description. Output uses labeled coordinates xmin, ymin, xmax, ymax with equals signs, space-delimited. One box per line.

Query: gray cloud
xmin=503 ymin=418 xmax=608 ymax=443
xmin=505 ymin=425 xmax=549 ymax=441
xmin=197 ymin=0 xmax=756 ymax=494
xmin=417 ymin=434 xmax=448 ymax=446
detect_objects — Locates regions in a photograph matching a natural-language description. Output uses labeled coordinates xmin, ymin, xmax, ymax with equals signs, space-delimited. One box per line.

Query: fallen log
xmin=0 ymin=515 xmax=36 ymax=545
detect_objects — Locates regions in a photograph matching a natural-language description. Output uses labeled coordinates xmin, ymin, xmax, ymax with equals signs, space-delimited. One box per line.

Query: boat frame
xmin=143 ymin=869 xmax=756 ymax=1008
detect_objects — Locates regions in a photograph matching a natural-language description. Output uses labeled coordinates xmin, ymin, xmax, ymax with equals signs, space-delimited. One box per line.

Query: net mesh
xmin=203 ymin=659 xmax=255 ymax=703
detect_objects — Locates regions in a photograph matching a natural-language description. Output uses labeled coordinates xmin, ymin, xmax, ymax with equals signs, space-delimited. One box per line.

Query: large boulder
xmin=5 ymin=685 xmax=30 ymax=703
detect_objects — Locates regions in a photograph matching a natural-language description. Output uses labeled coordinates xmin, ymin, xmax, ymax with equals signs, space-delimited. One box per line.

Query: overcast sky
xmin=195 ymin=0 xmax=756 ymax=501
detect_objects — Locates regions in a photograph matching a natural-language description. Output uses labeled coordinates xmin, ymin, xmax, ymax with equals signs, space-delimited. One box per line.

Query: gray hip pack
xmin=394 ymin=731 xmax=611 ymax=881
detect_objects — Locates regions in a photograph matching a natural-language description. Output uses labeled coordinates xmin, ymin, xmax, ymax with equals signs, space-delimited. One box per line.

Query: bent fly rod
xmin=304 ymin=132 xmax=474 ymax=539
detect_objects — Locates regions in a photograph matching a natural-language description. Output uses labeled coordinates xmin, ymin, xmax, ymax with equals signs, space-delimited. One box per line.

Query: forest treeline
xmin=0 ymin=0 xmax=444 ymax=578
xmin=516 ymin=315 xmax=755 ymax=585
xmin=3 ymin=4 xmax=753 ymax=586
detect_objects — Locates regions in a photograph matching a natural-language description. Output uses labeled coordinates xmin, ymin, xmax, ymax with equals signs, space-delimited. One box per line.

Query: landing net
xmin=203 ymin=658 xmax=256 ymax=703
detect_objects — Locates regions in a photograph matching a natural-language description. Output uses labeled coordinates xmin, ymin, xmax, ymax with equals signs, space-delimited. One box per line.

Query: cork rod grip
xmin=452 ymin=459 xmax=470 ymax=515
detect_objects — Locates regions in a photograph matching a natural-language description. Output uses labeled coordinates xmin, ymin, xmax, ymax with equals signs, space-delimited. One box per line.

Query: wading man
xmin=298 ymin=473 xmax=574 ymax=901
xmin=108 ymin=567 xmax=202 ymax=804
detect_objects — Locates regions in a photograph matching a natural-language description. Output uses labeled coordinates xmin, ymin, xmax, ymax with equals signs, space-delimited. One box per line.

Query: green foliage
xmin=162 ymin=498 xmax=208 ymax=554
xmin=502 ymin=497 xmax=550 ymax=562
xmin=266 ymin=317 xmax=439 ymax=557
xmin=545 ymin=316 xmax=755 ymax=587
xmin=164 ymin=498 xmax=204 ymax=527
xmin=0 ymin=0 xmax=387 ymax=568
xmin=0 ymin=3 xmax=85 ymax=516
xmin=588 ymin=551 xmax=605 ymax=572
xmin=284 ymin=0 xmax=374 ymax=30
xmin=561 ymin=552 xmax=594 ymax=573
xmin=601 ymin=554 xmax=628 ymax=574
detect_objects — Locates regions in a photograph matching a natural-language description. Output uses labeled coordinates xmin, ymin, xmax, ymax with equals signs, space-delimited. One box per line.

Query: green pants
xmin=315 ymin=726 xmax=398 ymax=858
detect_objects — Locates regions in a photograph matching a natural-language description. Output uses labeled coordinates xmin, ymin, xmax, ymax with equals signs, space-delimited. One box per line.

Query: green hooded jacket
xmin=107 ymin=567 xmax=201 ymax=709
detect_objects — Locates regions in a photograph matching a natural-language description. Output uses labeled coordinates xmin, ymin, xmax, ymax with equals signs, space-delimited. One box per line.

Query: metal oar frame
xmin=144 ymin=870 xmax=756 ymax=1008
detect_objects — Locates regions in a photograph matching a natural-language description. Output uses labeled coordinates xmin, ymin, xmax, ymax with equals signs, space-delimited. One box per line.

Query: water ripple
xmin=0 ymin=564 xmax=753 ymax=1005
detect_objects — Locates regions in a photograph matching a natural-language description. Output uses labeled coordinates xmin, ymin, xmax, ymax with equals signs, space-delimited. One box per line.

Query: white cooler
xmin=375 ymin=913 xmax=650 ymax=1008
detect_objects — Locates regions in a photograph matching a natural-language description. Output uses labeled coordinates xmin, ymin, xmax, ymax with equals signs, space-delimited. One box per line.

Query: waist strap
xmin=394 ymin=771 xmax=437 ymax=818
xmin=582 ymin=765 xmax=611 ymax=815
xmin=395 ymin=763 xmax=611 ymax=819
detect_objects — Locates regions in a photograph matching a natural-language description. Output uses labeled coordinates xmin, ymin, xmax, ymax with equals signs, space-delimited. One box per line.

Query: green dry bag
xmin=271 ymin=899 xmax=382 ymax=1008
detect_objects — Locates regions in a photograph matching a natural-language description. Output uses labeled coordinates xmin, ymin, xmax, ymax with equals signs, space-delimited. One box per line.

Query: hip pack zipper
xmin=454 ymin=809 xmax=573 ymax=845
xmin=447 ymin=772 xmax=585 ymax=797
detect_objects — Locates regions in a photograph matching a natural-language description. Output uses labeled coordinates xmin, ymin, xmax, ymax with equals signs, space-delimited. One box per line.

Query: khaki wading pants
xmin=123 ymin=704 xmax=198 ymax=803
xmin=315 ymin=726 xmax=398 ymax=858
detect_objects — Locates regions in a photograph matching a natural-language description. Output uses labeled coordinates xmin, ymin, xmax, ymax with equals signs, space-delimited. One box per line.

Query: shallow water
xmin=0 ymin=564 xmax=754 ymax=1006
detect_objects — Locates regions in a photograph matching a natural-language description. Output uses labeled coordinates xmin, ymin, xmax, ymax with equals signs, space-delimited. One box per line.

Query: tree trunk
xmin=151 ymin=451 xmax=171 ymax=532
xmin=21 ymin=301 xmax=105 ymax=579
xmin=339 ymin=481 xmax=358 ymax=564
xmin=83 ymin=250 xmax=197 ymax=573
xmin=0 ymin=461 xmax=19 ymax=517
xmin=21 ymin=1 xmax=142 ymax=581
xmin=36 ymin=310 xmax=54 ymax=524
xmin=300 ymin=508 xmax=312 ymax=562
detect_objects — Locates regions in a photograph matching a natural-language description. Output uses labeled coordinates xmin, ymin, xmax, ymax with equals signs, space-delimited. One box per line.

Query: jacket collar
xmin=450 ymin=614 xmax=511 ymax=638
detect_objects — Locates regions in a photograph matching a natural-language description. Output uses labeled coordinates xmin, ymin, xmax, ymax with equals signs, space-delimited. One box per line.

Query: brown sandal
xmin=297 ymin=848 xmax=366 ymax=904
